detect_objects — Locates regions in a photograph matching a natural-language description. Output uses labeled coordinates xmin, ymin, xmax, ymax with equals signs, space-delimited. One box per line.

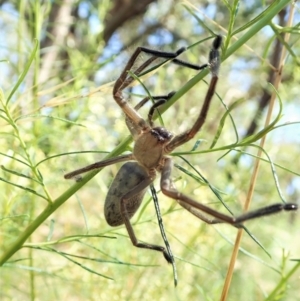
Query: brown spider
xmin=65 ymin=35 xmax=297 ymax=271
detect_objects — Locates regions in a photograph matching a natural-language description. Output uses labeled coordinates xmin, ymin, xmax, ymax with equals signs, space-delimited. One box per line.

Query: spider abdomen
xmin=104 ymin=162 xmax=149 ymax=226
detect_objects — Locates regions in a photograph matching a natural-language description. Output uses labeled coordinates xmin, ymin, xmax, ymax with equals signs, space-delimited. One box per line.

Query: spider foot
xmin=284 ymin=203 xmax=298 ymax=211
xmin=163 ymin=250 xmax=174 ymax=264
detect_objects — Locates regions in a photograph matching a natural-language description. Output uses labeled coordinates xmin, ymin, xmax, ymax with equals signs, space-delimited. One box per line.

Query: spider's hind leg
xmin=160 ymin=158 xmax=298 ymax=226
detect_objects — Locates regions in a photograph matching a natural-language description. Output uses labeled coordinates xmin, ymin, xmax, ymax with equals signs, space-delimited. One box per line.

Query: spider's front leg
xmin=165 ymin=35 xmax=222 ymax=153
xmin=113 ymin=47 xmax=184 ymax=133
xmin=113 ymin=44 xmax=209 ymax=135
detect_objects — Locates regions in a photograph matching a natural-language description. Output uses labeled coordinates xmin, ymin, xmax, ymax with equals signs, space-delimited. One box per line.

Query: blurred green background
xmin=0 ymin=1 xmax=299 ymax=300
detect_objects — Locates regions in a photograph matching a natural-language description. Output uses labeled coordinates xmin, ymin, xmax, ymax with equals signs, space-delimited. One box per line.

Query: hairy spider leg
xmin=113 ymin=44 xmax=209 ymax=133
xmin=165 ymin=35 xmax=222 ymax=153
xmin=160 ymin=158 xmax=297 ymax=226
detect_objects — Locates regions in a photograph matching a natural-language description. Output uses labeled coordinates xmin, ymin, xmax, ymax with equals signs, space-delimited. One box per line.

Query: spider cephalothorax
xmin=133 ymin=126 xmax=173 ymax=170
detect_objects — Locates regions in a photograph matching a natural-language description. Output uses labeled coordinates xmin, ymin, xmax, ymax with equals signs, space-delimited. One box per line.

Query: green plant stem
xmin=29 ymin=244 xmax=35 ymax=301
xmin=265 ymin=261 xmax=300 ymax=301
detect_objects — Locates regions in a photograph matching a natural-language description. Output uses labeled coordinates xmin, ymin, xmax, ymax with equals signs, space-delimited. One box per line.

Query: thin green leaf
xmin=30 ymin=246 xmax=114 ymax=280
xmin=36 ymin=150 xmax=110 ymax=167
xmin=210 ymin=98 xmax=244 ymax=149
xmin=0 ymin=177 xmax=49 ymax=202
xmin=0 ymin=214 xmax=30 ymax=221
xmin=1 ymin=165 xmax=42 ymax=184
xmin=14 ymin=114 xmax=86 ymax=127
xmin=248 ymin=144 xmax=286 ymax=203
xmin=239 ymin=84 xmax=283 ymax=146
xmin=6 ymin=39 xmax=39 ymax=105
xmin=127 ymin=70 xmax=165 ymax=126
xmin=183 ymin=6 xmax=216 ymax=36
xmin=24 ymin=234 xmax=116 ymax=247
xmin=177 ymin=155 xmax=233 ymax=213
xmin=0 ymin=151 xmax=31 ymax=167
xmin=190 ymin=139 xmax=204 ymax=151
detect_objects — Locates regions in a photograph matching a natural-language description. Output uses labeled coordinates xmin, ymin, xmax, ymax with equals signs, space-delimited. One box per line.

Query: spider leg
xmin=150 ymin=184 xmax=177 ymax=285
xmin=147 ymin=92 xmax=176 ymax=126
xmin=125 ymin=91 xmax=176 ymax=136
xmin=165 ymin=35 xmax=222 ymax=153
xmin=64 ymin=153 xmax=134 ymax=179
xmin=113 ymin=47 xmax=186 ymax=131
xmin=114 ymin=44 xmax=210 ymax=133
xmin=172 ymin=58 xmax=208 ymax=70
xmin=160 ymin=158 xmax=298 ymax=226
xmin=118 ymin=172 xmax=173 ymax=262
xmin=133 ymin=92 xmax=175 ymax=113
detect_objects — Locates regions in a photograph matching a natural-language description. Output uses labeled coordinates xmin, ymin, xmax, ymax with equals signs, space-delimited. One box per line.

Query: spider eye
xmin=151 ymin=127 xmax=173 ymax=142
